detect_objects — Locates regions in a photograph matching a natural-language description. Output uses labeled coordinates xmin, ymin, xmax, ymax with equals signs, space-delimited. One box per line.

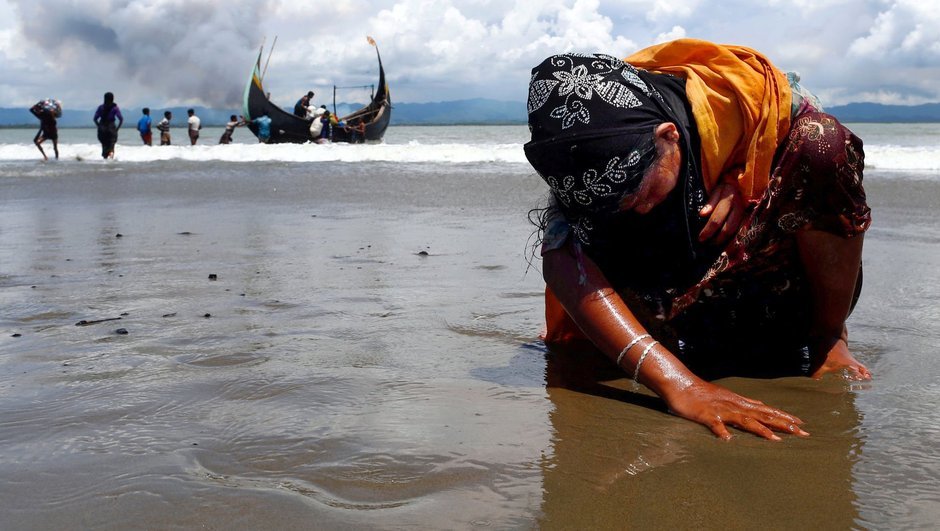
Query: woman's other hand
xmin=663 ymin=378 xmax=810 ymax=440
xmin=699 ymin=182 xmax=746 ymax=245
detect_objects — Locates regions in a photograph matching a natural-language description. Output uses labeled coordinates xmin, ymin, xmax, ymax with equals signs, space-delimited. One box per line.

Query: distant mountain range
xmin=821 ymin=102 xmax=940 ymax=123
xmin=2 ymin=99 xmax=940 ymax=127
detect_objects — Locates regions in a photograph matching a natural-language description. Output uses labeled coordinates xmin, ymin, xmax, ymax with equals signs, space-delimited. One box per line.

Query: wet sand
xmin=1 ymin=161 xmax=938 ymax=529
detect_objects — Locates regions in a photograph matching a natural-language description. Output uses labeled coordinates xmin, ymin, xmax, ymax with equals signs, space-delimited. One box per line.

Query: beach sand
xmin=1 ymin=160 xmax=937 ymax=529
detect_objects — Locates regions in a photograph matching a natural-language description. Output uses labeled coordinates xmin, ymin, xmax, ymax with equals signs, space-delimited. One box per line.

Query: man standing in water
xmin=157 ymin=111 xmax=172 ymax=145
xmin=137 ymin=107 xmax=153 ymax=146
xmin=187 ymin=109 xmax=202 ymax=145
xmin=29 ymin=99 xmax=60 ymax=160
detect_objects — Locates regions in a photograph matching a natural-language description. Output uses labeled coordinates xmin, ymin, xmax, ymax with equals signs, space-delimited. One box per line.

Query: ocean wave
xmin=863 ymin=145 xmax=940 ymax=172
xmin=0 ymin=141 xmax=529 ymax=164
xmin=1 ymin=141 xmax=938 ymax=171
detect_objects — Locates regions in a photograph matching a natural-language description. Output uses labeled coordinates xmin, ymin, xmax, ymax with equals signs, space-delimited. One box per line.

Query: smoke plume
xmin=10 ymin=0 xmax=271 ymax=106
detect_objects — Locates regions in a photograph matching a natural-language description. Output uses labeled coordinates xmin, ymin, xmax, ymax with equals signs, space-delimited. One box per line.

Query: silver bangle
xmin=615 ymin=334 xmax=651 ymax=367
xmin=632 ymin=341 xmax=659 ymax=382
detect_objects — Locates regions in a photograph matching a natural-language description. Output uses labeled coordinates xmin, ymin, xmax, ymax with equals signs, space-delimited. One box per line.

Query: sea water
xmin=1 ymin=124 xmax=939 ymax=528
xmin=1 ymin=123 xmax=939 ymax=170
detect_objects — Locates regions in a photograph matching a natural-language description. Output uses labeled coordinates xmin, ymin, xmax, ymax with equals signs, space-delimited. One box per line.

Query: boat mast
xmin=261 ymin=35 xmax=277 ymax=82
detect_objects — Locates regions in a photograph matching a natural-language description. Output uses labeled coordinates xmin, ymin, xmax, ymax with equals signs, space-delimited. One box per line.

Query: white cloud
xmin=648 ymin=0 xmax=701 ymax=22
xmin=849 ymin=10 xmax=898 ymax=59
xmin=654 ymin=25 xmax=687 ymax=43
xmin=763 ymin=0 xmax=854 ymax=13
xmin=850 ymin=1 xmax=940 ymax=61
xmin=0 ymin=0 xmax=939 ymax=108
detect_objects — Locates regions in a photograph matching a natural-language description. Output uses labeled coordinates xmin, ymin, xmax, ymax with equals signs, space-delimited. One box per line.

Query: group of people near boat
xmin=28 ymin=92 xmax=255 ymax=160
xmin=28 ymin=89 xmax=367 ymax=160
xmin=135 ymin=107 xmax=245 ymax=148
xmin=135 ymin=105 xmax=239 ymax=149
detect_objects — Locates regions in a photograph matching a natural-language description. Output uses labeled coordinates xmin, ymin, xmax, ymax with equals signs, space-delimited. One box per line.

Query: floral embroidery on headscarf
xmin=527 ymin=54 xmax=654 ymax=130
xmin=545 ymin=152 xmax=651 ymax=210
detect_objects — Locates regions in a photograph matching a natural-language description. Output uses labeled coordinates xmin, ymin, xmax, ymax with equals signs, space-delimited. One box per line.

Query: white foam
xmin=863 ymin=144 xmax=940 ymax=172
xmin=0 ymin=141 xmax=530 ymax=164
xmin=2 ymin=140 xmax=939 ymax=173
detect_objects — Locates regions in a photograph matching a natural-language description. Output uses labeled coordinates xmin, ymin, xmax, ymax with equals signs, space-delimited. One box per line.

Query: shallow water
xmin=1 ymin=127 xmax=939 ymax=529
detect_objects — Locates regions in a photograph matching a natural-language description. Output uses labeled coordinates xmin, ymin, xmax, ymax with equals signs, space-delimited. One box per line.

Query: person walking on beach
xmin=157 ymin=111 xmax=172 ymax=145
xmin=137 ymin=107 xmax=153 ymax=146
xmin=29 ymin=99 xmax=60 ymax=160
xmin=219 ymin=114 xmax=245 ymax=144
xmin=252 ymin=110 xmax=272 ymax=143
xmin=93 ymin=92 xmax=123 ymax=159
xmin=187 ymin=109 xmax=202 ymax=145
xmin=526 ymin=40 xmax=871 ymax=441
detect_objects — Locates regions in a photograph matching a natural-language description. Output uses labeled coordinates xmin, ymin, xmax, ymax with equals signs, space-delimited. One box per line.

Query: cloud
xmin=1 ymin=0 xmax=940 ymax=108
xmin=250 ymin=0 xmax=642 ymax=104
xmin=850 ymin=1 xmax=940 ymax=62
xmin=654 ymin=25 xmax=687 ymax=43
xmin=7 ymin=0 xmax=269 ymax=107
xmin=648 ymin=0 xmax=702 ymax=23
xmin=337 ymin=0 xmax=638 ymax=102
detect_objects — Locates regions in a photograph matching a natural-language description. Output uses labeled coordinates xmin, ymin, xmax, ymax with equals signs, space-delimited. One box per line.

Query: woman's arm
xmin=543 ymin=238 xmax=810 ymax=440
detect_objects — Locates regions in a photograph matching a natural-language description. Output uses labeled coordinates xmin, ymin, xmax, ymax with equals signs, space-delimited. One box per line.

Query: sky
xmin=1 ymin=0 xmax=939 ymax=110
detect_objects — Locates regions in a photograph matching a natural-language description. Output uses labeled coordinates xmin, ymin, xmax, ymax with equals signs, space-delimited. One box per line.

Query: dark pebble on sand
xmin=204 ymin=313 xmax=212 ymax=318
xmin=162 ymin=312 xmax=176 ymax=318
xmin=11 ymin=333 xmax=21 ymax=337
xmin=417 ymin=250 xmax=429 ymax=256
xmin=208 ymin=274 xmax=218 ymax=280
xmin=120 ymin=312 xmax=129 ymax=316
xmin=115 ymin=233 xmax=123 ymax=238
xmin=178 ymin=231 xmax=193 ymax=235
xmin=115 ymin=328 xmax=128 ymax=335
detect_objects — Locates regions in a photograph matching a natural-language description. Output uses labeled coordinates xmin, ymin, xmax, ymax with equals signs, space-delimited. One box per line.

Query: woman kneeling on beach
xmin=526 ymin=39 xmax=872 ymax=440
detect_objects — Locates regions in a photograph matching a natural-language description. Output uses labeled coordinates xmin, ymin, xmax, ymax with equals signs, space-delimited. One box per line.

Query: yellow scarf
xmin=626 ymin=39 xmax=792 ymax=202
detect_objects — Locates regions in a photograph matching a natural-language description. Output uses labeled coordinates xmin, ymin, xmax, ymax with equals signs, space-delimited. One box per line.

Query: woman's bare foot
xmin=810 ymin=337 xmax=871 ymax=380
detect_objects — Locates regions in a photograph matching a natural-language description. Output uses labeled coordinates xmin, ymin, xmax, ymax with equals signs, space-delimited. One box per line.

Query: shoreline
xmin=0 ymin=148 xmax=938 ymax=528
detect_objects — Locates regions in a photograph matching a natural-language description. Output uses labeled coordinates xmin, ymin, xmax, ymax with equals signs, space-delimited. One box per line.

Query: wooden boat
xmin=242 ymin=37 xmax=391 ymax=144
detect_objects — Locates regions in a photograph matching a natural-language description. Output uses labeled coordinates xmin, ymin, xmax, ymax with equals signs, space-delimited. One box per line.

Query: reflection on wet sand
xmin=538 ymin=347 xmax=863 ymax=529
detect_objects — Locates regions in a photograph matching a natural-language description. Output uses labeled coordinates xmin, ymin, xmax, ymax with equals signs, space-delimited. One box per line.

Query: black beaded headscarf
xmin=524 ymin=53 xmax=693 ymax=245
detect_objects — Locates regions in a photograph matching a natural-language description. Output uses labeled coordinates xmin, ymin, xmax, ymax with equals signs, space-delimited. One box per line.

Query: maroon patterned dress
xmin=542 ymin=111 xmax=871 ymax=373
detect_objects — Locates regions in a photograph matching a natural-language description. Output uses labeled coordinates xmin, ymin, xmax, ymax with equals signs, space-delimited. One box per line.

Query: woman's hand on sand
xmin=664 ymin=379 xmax=810 ymax=441
xmin=699 ymin=182 xmax=746 ymax=245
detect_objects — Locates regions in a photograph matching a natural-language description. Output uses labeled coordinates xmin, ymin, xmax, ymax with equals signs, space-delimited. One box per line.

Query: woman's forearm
xmin=542 ymin=239 xmax=700 ymax=397
xmin=543 ymin=238 xmax=809 ymax=439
